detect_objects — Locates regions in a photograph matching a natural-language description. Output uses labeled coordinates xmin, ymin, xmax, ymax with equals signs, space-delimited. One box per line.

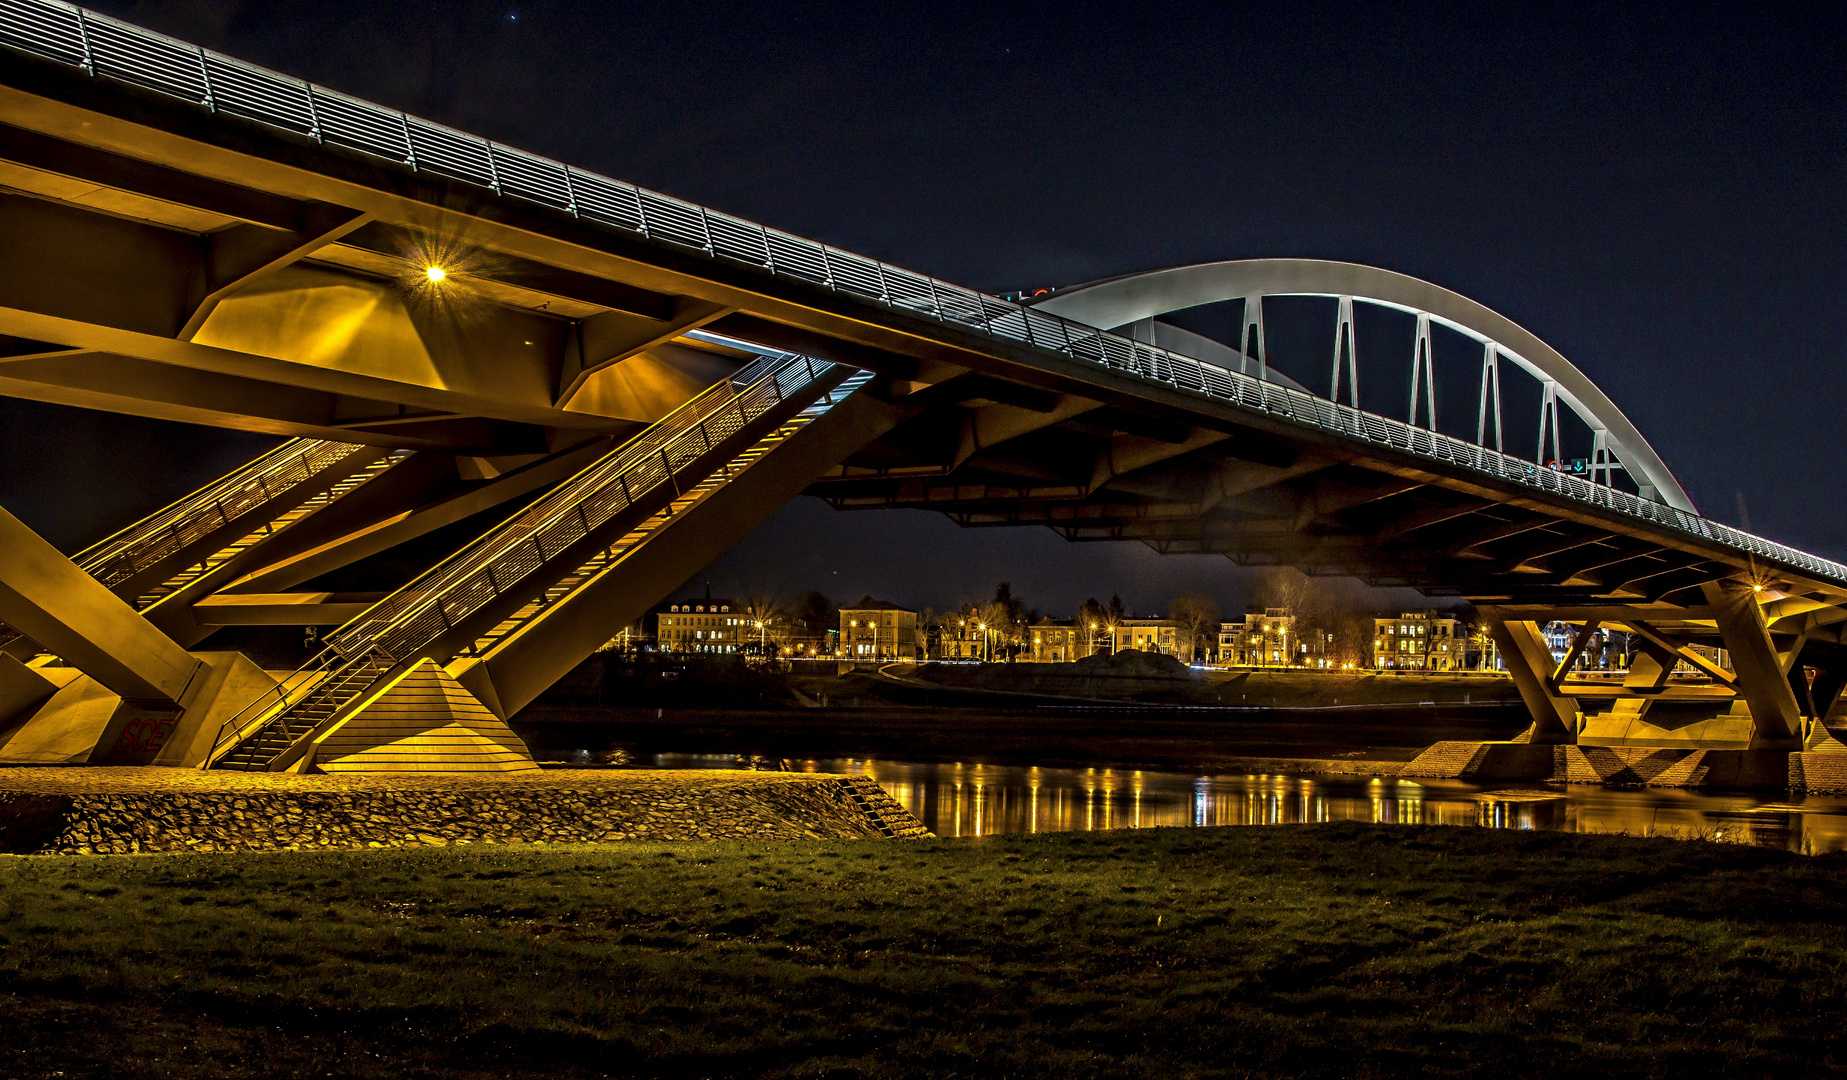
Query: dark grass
xmin=2 ymin=825 xmax=1846 ymax=1077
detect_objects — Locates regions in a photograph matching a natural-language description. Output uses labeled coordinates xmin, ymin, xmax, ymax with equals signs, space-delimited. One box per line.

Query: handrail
xmin=2 ymin=0 xmax=1842 ymax=588
xmin=70 ymin=438 xmax=358 ymax=588
xmin=0 ymin=437 xmax=360 ymax=651
xmin=206 ymin=643 xmax=359 ymax=764
xmin=204 ymin=353 xmax=843 ymax=768
xmin=327 ymin=352 xmax=832 ymax=661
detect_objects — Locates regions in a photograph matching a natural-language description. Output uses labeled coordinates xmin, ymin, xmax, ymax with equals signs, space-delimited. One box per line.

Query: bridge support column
xmin=1484 ymin=613 xmax=1577 ymax=744
xmin=0 ymin=506 xmax=198 ymax=703
xmin=1702 ymin=581 xmax=1805 ymax=750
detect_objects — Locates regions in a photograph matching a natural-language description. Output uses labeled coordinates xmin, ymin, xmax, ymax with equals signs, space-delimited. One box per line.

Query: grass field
xmin=2 ymin=825 xmax=1845 ymax=1077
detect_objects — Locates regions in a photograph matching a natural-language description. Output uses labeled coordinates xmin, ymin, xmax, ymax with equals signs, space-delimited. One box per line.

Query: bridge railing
xmin=4 ymin=0 xmax=1843 ymax=588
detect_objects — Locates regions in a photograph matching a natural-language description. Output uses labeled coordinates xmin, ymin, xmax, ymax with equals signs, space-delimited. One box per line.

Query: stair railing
xmin=205 ymin=645 xmax=391 ymax=767
xmin=203 ymin=353 xmax=842 ymax=769
xmin=326 ymin=352 xmax=835 ymax=664
xmin=0 ymin=438 xmax=365 ymax=653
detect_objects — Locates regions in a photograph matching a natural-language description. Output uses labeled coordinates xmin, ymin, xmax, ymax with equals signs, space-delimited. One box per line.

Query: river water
xmin=542 ymin=749 xmax=1847 ymax=854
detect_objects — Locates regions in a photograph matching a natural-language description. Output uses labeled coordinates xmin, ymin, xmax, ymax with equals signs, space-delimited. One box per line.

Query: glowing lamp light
xmin=1752 ymin=583 xmax=1764 ymax=593
xmin=424 ymin=265 xmax=448 ymax=283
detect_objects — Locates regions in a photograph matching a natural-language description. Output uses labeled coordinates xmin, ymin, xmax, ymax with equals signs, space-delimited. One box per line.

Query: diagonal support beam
xmin=1089 ymin=426 xmax=1229 ymax=492
xmin=556 ymin=299 xmax=736 ymax=408
xmin=1701 ymin=580 xmax=1804 ymax=748
xmin=1546 ymin=620 xmax=1601 ymax=693
xmin=0 ymin=505 xmax=198 ymax=702
xmin=1483 ymin=613 xmax=1577 ymax=743
xmin=954 ymin=395 xmax=1100 ymax=469
xmin=179 ymin=205 xmax=373 ymax=339
xmin=1624 ymin=620 xmax=1737 ymax=687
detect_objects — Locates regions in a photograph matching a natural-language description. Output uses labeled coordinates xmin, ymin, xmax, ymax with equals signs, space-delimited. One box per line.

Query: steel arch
xmin=1030 ymin=259 xmax=1694 ymax=513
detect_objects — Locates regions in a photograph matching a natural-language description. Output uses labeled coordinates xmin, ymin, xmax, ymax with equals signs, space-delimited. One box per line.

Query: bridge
xmin=0 ymin=0 xmax=1842 ymax=776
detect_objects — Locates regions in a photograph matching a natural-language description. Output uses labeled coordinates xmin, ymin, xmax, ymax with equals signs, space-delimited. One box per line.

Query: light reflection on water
xmin=618 ymin=752 xmax=1847 ymax=854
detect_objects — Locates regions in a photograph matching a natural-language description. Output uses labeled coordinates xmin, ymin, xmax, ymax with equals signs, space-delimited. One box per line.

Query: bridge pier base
xmin=0 ymin=650 xmax=279 ymax=767
xmin=1484 ymin=615 xmax=1579 ymax=744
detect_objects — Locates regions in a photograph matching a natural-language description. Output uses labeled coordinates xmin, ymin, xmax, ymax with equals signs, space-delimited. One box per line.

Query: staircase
xmin=0 ymin=438 xmax=390 ymax=653
xmin=209 ymin=353 xmax=862 ymax=771
xmin=840 ymin=775 xmax=933 ymax=838
xmin=212 ymin=647 xmax=397 ymax=771
xmin=134 ymin=451 xmax=411 ymax=610
xmin=458 ymin=369 xmax=876 ymax=659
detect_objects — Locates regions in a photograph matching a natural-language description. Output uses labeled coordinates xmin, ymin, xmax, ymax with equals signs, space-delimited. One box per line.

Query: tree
xmin=1077 ymin=597 xmax=1108 ymax=655
xmin=977 ymin=599 xmax=1015 ymax=661
xmin=1099 ymin=594 xmax=1128 ymax=653
xmin=792 ymin=591 xmax=837 ymax=646
xmin=1168 ymin=593 xmax=1221 ymax=663
xmin=1327 ymin=611 xmax=1374 ymax=669
xmin=1252 ymin=567 xmax=1324 ymax=626
xmin=992 ymin=582 xmax=1026 ymax=627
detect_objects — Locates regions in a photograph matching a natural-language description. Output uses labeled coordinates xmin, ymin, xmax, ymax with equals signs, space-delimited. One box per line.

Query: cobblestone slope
xmin=0 ymin=768 xmax=930 ymax=854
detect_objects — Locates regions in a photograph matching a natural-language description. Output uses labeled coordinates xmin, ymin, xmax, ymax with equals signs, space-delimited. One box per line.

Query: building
xmin=656 ymin=598 xmax=748 ymax=654
xmin=931 ymin=614 xmax=987 ymax=660
xmin=839 ymin=598 xmax=920 ymax=660
xmin=1028 ymin=620 xmax=1081 ymax=663
xmin=1372 ymin=611 xmax=1462 ymax=669
xmin=1220 ymin=608 xmax=1298 ymax=666
xmin=1117 ymin=617 xmax=1178 ymax=656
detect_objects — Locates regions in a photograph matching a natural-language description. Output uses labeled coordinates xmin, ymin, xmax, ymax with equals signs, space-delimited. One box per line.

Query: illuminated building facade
xmin=840 ymin=600 xmax=920 ymax=660
xmin=656 ymin=599 xmax=746 ymax=654
xmin=1372 ymin=612 xmax=1462 ymax=670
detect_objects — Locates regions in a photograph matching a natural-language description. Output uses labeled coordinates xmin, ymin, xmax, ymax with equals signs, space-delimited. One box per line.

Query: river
xmin=536 ymin=748 xmax=1847 ymax=855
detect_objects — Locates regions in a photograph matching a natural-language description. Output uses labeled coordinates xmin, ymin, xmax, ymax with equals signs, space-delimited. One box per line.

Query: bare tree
xmin=741 ymin=590 xmax=788 ymax=651
xmin=1252 ymin=567 xmax=1325 ymax=625
xmin=1168 ymin=593 xmax=1221 ymax=663
xmin=1077 ymin=597 xmax=1108 ymax=656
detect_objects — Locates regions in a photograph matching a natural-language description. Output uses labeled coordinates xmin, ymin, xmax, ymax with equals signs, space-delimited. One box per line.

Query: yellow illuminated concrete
xmin=0 ymin=505 xmax=198 ymax=702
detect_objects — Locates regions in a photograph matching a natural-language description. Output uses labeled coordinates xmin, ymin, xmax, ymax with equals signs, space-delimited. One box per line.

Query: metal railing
xmin=69 ymin=437 xmax=361 ymax=589
xmin=0 ymin=437 xmax=360 ymax=652
xmin=3 ymin=0 xmax=1843 ymax=588
xmin=207 ymin=644 xmax=391 ymax=767
xmin=325 ymin=352 xmax=836 ymax=661
xmin=204 ymin=352 xmax=843 ymax=768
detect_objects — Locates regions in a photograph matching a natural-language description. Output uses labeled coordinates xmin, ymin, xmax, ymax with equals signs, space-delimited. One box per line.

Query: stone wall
xmin=0 ymin=768 xmax=929 ymax=855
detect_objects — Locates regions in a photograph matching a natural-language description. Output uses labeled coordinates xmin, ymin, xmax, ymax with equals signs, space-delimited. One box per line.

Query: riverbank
xmin=4 ymin=825 xmax=1845 ymax=1078
xmin=515 ymin=702 xmax=1528 ymax=773
xmin=0 ymin=768 xmax=927 ymax=854
xmin=894 ymin=657 xmax=1525 ymax=708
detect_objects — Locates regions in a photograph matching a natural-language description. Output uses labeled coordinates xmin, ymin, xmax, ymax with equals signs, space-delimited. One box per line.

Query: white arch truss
xmin=1031 ymin=259 xmax=1694 ymax=513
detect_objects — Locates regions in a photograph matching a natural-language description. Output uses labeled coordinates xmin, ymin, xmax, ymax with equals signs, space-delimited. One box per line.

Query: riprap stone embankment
xmin=0 ymin=767 xmax=929 ymax=855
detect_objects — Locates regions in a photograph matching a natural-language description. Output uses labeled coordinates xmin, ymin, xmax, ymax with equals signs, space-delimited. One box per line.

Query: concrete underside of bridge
xmin=0 ymin=41 xmax=1843 ymax=775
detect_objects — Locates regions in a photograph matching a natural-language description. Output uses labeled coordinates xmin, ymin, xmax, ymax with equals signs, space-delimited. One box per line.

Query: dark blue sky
xmin=10 ymin=0 xmax=1844 ymax=617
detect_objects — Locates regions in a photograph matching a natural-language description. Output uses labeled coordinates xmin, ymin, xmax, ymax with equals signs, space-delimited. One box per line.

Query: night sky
xmin=6 ymin=1 xmax=1843 ymax=619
